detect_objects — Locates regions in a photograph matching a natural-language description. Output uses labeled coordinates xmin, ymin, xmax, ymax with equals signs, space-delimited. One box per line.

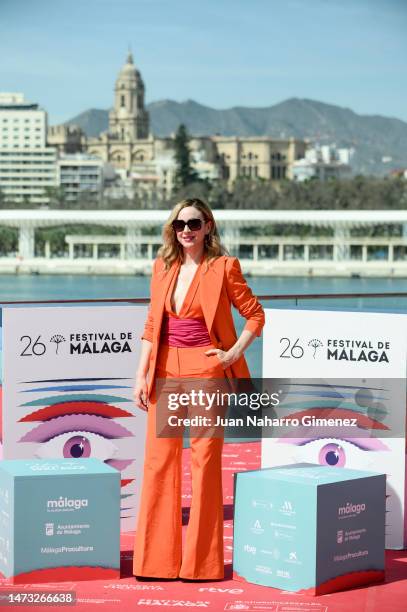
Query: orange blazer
xmin=142 ymin=255 xmax=265 ymax=396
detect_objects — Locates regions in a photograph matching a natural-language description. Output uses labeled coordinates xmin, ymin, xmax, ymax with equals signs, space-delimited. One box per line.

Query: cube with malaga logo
xmin=0 ymin=458 xmax=120 ymax=583
xmin=232 ymin=463 xmax=386 ymax=595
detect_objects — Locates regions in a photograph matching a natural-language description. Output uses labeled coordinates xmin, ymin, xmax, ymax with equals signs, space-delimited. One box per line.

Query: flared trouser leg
xmin=133 ymin=395 xmax=183 ymax=578
xmin=179 ymin=435 xmax=224 ymax=579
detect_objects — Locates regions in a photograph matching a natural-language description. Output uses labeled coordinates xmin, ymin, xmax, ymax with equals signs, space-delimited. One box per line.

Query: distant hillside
xmin=65 ymin=98 xmax=407 ymax=176
xmin=66 ymin=108 xmax=108 ymax=139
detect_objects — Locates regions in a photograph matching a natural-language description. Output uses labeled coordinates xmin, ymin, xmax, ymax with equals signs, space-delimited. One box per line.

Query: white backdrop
xmin=262 ymin=308 xmax=407 ymax=550
xmin=1 ymin=304 xmax=147 ymax=532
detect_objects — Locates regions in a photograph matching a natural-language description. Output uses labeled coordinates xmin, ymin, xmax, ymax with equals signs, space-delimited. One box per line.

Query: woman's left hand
xmin=204 ymin=348 xmax=240 ymax=370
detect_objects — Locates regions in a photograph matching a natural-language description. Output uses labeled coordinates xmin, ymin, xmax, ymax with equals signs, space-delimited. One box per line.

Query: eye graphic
xmin=318 ymin=442 xmax=346 ymax=467
xmin=35 ymin=431 xmax=118 ymax=461
xmin=18 ymin=412 xmax=134 ymax=475
xmin=62 ymin=434 xmax=100 ymax=459
xmin=17 ymin=378 xmax=139 ymax=518
xmin=281 ymin=436 xmax=390 ymax=470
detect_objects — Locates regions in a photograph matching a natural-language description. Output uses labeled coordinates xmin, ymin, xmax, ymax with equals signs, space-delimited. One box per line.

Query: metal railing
xmin=2 ymin=291 xmax=407 ymax=306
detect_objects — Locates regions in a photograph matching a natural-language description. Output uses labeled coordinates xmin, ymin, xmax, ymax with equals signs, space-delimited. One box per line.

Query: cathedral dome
xmin=119 ymin=52 xmax=138 ymax=78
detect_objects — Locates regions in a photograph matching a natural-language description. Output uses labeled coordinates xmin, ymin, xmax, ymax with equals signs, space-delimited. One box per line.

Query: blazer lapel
xmin=199 ymin=256 xmax=226 ymax=334
xmin=152 ymin=260 xmax=179 ymax=342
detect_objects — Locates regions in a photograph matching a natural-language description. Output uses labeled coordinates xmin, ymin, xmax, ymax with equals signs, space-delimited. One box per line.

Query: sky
xmin=1 ymin=0 xmax=406 ymax=125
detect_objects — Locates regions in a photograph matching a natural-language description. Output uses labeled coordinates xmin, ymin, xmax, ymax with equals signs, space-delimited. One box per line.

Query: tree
xmin=207 ymin=180 xmax=231 ymax=210
xmin=43 ymin=186 xmax=66 ymax=209
xmin=169 ymin=179 xmax=211 ymax=208
xmin=229 ymin=177 xmax=279 ymax=210
xmin=173 ymin=124 xmax=199 ymax=189
xmin=0 ymin=227 xmax=18 ymax=254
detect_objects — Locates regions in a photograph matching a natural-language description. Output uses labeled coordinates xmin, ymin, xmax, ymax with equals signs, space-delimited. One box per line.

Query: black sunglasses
xmin=172 ymin=218 xmax=204 ymax=232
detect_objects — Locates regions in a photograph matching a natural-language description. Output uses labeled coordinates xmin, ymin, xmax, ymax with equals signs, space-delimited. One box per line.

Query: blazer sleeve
xmin=224 ymin=257 xmax=265 ymax=337
xmin=141 ymin=258 xmax=158 ymax=342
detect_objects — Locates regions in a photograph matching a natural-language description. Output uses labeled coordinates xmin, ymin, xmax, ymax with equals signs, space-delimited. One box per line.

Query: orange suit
xmin=133 ymin=255 xmax=265 ymax=579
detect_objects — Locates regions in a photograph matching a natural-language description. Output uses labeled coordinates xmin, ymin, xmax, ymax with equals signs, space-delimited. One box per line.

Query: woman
xmin=133 ymin=198 xmax=265 ymax=580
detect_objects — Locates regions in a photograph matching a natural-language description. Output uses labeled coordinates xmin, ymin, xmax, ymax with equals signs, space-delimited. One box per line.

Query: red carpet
xmin=0 ymin=441 xmax=406 ymax=611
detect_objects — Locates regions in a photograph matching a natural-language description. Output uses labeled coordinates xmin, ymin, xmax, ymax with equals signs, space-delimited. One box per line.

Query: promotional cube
xmin=233 ymin=463 xmax=385 ymax=595
xmin=0 ymin=458 xmax=120 ymax=584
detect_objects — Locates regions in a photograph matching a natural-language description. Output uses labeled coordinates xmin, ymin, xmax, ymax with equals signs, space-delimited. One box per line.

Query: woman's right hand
xmin=134 ymin=375 xmax=149 ymax=411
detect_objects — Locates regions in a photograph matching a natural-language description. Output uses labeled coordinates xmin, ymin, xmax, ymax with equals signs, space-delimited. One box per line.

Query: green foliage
xmin=1 ymin=174 xmax=406 ymax=214
xmin=276 ymin=176 xmax=407 ymax=211
xmin=173 ymin=124 xmax=199 ymax=189
xmin=43 ymin=186 xmax=66 ymax=207
xmin=169 ymin=179 xmax=211 ymax=207
xmin=167 ymin=175 xmax=407 ymax=212
xmin=0 ymin=227 xmax=18 ymax=254
xmin=226 ymin=178 xmax=280 ymax=210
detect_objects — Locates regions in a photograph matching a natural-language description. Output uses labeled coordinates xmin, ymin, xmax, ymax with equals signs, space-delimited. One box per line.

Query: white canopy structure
xmin=1 ymin=209 xmax=407 ymax=259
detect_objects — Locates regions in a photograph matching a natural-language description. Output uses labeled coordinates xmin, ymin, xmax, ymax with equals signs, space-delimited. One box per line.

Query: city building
xmin=209 ymin=136 xmax=306 ymax=183
xmin=390 ymin=168 xmax=407 ymax=179
xmin=0 ymin=92 xmax=47 ymax=149
xmin=49 ymin=53 xmax=307 ymax=196
xmin=82 ymin=52 xmax=158 ymax=169
xmin=48 ymin=124 xmax=84 ymax=154
xmin=191 ymin=149 xmax=221 ymax=182
xmin=292 ymin=143 xmax=353 ymax=181
xmin=57 ymin=154 xmax=104 ymax=202
xmin=0 ymin=93 xmax=57 ymax=203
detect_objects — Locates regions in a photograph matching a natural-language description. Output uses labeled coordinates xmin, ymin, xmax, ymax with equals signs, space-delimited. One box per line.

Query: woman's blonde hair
xmin=158 ymin=198 xmax=227 ymax=270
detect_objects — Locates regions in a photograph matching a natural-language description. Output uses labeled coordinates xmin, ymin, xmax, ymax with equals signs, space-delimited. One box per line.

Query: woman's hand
xmin=134 ymin=375 xmax=149 ymax=411
xmin=204 ymin=348 xmax=240 ymax=370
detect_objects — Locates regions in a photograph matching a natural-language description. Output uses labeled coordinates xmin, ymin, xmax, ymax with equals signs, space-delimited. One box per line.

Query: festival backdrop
xmin=0 ymin=304 xmax=147 ymax=532
xmin=262 ymin=308 xmax=407 ymax=550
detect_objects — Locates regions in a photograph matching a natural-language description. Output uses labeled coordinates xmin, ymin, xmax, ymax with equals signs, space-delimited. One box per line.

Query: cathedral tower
xmin=109 ymin=51 xmax=149 ymax=141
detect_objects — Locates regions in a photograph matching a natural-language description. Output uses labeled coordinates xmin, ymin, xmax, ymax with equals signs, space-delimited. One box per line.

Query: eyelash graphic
xmin=19 ymin=401 xmax=133 ymax=422
xmin=280 ymin=436 xmax=388 ymax=451
xmin=20 ymin=392 xmax=132 ymax=407
xmin=281 ymin=401 xmax=388 ymax=420
xmin=275 ymin=381 xmax=389 ymax=427
xmin=283 ymin=389 xmax=388 ymax=401
xmin=21 ymin=384 xmax=132 ymax=393
xmin=19 ymin=414 xmax=133 ymax=442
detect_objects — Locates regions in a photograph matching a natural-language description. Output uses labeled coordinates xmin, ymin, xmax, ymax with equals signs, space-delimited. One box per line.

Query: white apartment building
xmin=0 ymin=92 xmax=46 ymax=148
xmin=58 ymin=154 xmax=104 ymax=202
xmin=292 ymin=143 xmax=353 ymax=182
xmin=0 ymin=92 xmax=57 ymax=203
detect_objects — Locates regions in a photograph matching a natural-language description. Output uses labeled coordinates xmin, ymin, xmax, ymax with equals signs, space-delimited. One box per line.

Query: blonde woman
xmin=133 ymin=198 xmax=264 ymax=580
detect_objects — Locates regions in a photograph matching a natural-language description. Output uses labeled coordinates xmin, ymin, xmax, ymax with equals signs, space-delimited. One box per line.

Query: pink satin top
xmin=160 ymin=260 xmax=211 ymax=347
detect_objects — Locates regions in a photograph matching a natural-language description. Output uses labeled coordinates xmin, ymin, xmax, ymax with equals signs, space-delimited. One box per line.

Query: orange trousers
xmin=133 ymin=343 xmax=226 ymax=579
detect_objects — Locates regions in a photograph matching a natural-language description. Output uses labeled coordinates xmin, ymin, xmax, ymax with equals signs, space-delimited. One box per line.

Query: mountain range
xmin=65 ymin=98 xmax=407 ymax=176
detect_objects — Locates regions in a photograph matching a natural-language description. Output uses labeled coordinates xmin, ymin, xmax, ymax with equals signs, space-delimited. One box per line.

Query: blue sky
xmin=1 ymin=0 xmax=406 ymax=124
